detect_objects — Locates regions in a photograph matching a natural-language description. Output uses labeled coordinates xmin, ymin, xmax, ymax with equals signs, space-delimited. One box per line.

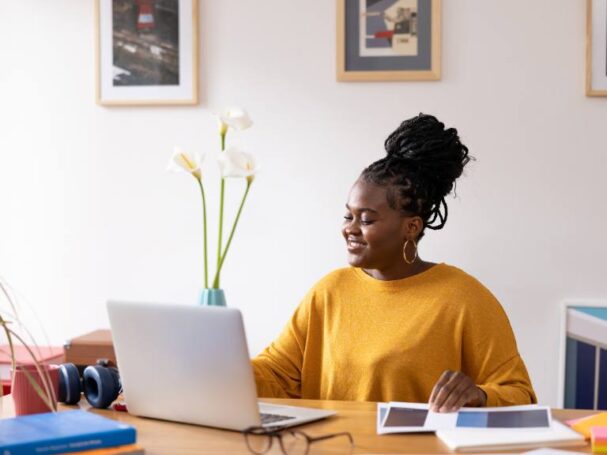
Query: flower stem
xmin=197 ymin=178 xmax=209 ymax=288
xmin=216 ymin=132 xmax=227 ymax=288
xmin=212 ymin=181 xmax=252 ymax=288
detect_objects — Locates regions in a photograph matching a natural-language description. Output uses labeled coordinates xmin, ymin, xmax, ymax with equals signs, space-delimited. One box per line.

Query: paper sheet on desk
xmin=521 ymin=449 xmax=585 ymax=454
xmin=377 ymin=402 xmax=552 ymax=435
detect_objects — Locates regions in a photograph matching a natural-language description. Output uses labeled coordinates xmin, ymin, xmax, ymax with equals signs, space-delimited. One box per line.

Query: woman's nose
xmin=344 ymin=219 xmax=361 ymax=235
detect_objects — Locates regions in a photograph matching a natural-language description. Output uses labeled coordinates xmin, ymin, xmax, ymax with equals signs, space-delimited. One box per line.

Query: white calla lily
xmin=168 ymin=109 xmax=257 ymax=292
xmin=217 ymin=147 xmax=259 ymax=183
xmin=168 ymin=146 xmax=204 ymax=180
xmin=213 ymin=107 xmax=253 ymax=134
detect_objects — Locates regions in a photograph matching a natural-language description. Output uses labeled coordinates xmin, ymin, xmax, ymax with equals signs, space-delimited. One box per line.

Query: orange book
xmin=71 ymin=444 xmax=145 ymax=454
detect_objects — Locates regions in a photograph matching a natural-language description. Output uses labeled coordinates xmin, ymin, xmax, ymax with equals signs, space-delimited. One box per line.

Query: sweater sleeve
xmin=251 ymin=293 xmax=312 ymax=398
xmin=477 ymin=354 xmax=537 ymax=406
xmin=460 ymin=284 xmax=537 ymax=406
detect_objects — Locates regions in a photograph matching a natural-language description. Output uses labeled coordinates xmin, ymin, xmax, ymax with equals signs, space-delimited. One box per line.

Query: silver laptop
xmin=106 ymin=301 xmax=335 ymax=431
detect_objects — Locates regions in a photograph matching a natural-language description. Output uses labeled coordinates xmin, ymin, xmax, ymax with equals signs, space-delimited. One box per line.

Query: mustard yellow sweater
xmin=252 ymin=264 xmax=536 ymax=406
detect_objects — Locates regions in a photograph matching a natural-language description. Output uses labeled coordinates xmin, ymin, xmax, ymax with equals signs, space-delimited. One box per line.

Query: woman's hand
xmin=428 ymin=370 xmax=487 ymax=412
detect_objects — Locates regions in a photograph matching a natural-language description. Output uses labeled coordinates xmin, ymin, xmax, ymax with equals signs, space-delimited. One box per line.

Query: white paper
xmin=377 ymin=402 xmax=553 ymax=435
xmin=521 ymin=449 xmax=584 ymax=455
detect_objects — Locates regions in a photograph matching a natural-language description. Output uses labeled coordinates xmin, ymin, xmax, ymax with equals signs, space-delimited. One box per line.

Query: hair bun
xmin=384 ymin=113 xmax=470 ymax=199
xmin=361 ymin=113 xmax=472 ymax=236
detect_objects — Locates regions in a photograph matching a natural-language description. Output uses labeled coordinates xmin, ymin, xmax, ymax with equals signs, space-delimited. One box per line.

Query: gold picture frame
xmin=336 ymin=0 xmax=441 ymax=82
xmin=95 ymin=0 xmax=199 ymax=106
xmin=587 ymin=0 xmax=607 ymax=96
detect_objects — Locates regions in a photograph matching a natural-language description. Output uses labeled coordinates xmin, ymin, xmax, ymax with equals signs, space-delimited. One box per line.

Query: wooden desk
xmin=0 ymin=396 xmax=593 ymax=454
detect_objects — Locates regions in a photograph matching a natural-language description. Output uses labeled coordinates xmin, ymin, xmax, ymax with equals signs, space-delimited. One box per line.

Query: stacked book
xmin=593 ymin=428 xmax=607 ymax=453
xmin=0 ymin=410 xmax=144 ymax=454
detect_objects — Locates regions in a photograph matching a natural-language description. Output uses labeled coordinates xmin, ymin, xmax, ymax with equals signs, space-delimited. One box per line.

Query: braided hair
xmin=361 ymin=114 xmax=471 ymax=238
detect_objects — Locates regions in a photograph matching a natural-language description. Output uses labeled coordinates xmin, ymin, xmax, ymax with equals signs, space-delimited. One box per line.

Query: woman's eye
xmin=343 ymin=215 xmax=374 ymax=225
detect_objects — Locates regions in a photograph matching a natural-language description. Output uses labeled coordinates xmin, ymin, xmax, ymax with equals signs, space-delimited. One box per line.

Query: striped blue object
xmin=564 ymin=337 xmax=607 ymax=410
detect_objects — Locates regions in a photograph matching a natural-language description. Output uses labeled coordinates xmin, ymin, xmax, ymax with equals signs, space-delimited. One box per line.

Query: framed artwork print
xmin=587 ymin=0 xmax=607 ymax=96
xmin=96 ymin=0 xmax=199 ymax=106
xmin=336 ymin=0 xmax=441 ymax=81
xmin=558 ymin=301 xmax=607 ymax=409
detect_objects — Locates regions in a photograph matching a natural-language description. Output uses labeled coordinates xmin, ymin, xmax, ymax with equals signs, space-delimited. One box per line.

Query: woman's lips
xmin=347 ymin=240 xmax=366 ymax=251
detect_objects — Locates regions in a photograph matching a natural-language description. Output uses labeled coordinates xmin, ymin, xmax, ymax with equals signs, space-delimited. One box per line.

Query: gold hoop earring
xmin=403 ymin=239 xmax=418 ymax=265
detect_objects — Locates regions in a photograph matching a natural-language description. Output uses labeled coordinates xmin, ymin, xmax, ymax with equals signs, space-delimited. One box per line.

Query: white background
xmin=0 ymin=0 xmax=606 ymax=407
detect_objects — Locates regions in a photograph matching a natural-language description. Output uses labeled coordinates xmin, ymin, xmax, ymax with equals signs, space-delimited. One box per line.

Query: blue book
xmin=0 ymin=410 xmax=136 ymax=455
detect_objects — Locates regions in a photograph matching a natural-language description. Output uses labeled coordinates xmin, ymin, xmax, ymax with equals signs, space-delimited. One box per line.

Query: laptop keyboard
xmin=260 ymin=412 xmax=296 ymax=425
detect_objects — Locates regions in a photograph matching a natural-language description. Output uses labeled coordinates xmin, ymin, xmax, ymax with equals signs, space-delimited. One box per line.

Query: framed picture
xmin=558 ymin=301 xmax=607 ymax=409
xmin=587 ymin=0 xmax=607 ymax=96
xmin=336 ymin=0 xmax=441 ymax=81
xmin=95 ymin=0 xmax=199 ymax=106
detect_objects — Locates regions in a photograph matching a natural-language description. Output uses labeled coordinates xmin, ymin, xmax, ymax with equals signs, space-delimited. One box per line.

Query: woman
xmin=253 ymin=114 xmax=536 ymax=412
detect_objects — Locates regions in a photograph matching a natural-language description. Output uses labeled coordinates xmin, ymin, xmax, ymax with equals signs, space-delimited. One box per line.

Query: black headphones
xmin=58 ymin=359 xmax=122 ymax=409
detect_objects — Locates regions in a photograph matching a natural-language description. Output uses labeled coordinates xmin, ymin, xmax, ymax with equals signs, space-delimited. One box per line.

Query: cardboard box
xmin=63 ymin=329 xmax=116 ymax=367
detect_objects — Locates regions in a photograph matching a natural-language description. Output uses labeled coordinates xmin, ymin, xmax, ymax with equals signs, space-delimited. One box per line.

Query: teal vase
xmin=199 ymin=288 xmax=226 ymax=306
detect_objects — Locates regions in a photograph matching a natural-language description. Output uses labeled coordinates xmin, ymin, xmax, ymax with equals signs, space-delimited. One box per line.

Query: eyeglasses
xmin=243 ymin=426 xmax=354 ymax=455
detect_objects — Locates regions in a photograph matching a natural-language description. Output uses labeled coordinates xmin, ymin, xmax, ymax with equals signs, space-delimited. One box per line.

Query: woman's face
xmin=342 ymin=179 xmax=412 ymax=270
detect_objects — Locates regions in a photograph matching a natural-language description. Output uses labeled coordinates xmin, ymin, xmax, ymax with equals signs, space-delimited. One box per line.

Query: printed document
xmin=377 ymin=402 xmax=552 ymax=435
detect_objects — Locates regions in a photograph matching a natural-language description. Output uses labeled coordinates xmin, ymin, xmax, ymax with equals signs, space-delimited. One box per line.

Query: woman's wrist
xmin=475 ymin=386 xmax=487 ymax=407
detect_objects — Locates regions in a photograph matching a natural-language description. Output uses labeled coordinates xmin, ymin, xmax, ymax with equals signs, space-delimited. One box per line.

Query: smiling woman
xmin=343 ymin=181 xmax=425 ymax=278
xmin=252 ymin=114 xmax=537 ymax=412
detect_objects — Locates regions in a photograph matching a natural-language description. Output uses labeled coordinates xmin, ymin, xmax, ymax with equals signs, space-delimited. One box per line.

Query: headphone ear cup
xmin=58 ymin=363 xmax=82 ymax=405
xmin=82 ymin=365 xmax=120 ymax=409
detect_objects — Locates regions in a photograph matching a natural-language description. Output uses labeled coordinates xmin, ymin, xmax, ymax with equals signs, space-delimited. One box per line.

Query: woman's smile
xmin=346 ymin=238 xmax=366 ymax=251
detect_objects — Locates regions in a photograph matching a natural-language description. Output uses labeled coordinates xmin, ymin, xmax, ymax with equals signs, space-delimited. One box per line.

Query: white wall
xmin=0 ymin=0 xmax=605 ymax=406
